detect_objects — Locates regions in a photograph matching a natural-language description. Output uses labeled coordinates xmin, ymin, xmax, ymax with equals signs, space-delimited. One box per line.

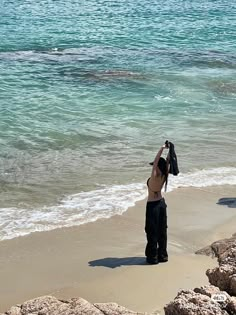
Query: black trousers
xmin=145 ymin=198 xmax=168 ymax=260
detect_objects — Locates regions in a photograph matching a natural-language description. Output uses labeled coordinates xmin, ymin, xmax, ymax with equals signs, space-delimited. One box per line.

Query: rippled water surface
xmin=0 ymin=0 xmax=236 ymax=239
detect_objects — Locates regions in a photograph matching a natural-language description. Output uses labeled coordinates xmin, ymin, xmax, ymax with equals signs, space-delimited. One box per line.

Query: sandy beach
xmin=0 ymin=185 xmax=235 ymax=314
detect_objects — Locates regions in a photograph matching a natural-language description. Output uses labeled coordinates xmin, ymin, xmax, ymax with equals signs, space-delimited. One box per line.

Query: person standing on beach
xmin=145 ymin=142 xmax=170 ymax=264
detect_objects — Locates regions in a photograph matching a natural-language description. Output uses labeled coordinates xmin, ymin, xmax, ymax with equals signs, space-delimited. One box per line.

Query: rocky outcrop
xmin=196 ymin=233 xmax=236 ymax=296
xmin=195 ymin=233 xmax=236 ymax=261
xmin=164 ymin=286 xmax=234 ymax=315
xmin=207 ymin=264 xmax=236 ymax=296
xmin=164 ymin=285 xmax=236 ymax=315
xmin=1 ymin=296 xmax=147 ymax=315
xmin=165 ymin=233 xmax=236 ymax=314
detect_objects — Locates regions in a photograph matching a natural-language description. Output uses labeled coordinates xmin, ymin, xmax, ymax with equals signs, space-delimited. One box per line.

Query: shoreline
xmin=1 ymin=166 xmax=236 ymax=242
xmin=0 ymin=185 xmax=235 ymax=313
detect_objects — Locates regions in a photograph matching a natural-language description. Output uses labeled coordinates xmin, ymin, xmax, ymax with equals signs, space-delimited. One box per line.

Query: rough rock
xmin=196 ymin=233 xmax=236 ymax=296
xmin=4 ymin=305 xmax=21 ymax=315
xmin=226 ymin=296 xmax=236 ymax=315
xmin=164 ymin=285 xmax=236 ymax=315
xmin=164 ymin=289 xmax=229 ymax=315
xmin=194 ymin=284 xmax=230 ymax=299
xmin=165 ymin=233 xmax=236 ymax=314
xmin=195 ymin=234 xmax=236 ymax=261
xmin=2 ymin=296 xmax=147 ymax=315
xmin=206 ymin=264 xmax=236 ymax=296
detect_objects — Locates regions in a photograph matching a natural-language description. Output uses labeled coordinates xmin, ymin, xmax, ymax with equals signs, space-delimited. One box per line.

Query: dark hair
xmin=158 ymin=157 xmax=169 ymax=191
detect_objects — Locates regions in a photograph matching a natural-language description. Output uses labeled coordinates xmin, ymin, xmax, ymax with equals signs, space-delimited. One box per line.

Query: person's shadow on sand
xmin=89 ymin=257 xmax=146 ymax=268
xmin=217 ymin=198 xmax=236 ymax=208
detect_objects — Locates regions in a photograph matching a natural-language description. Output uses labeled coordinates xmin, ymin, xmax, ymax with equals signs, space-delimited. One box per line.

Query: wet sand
xmin=0 ymin=185 xmax=235 ymax=314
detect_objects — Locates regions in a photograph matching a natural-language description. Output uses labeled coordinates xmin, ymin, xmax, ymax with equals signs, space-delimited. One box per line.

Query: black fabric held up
xmin=145 ymin=199 xmax=168 ymax=261
xmin=168 ymin=141 xmax=179 ymax=176
xmin=149 ymin=141 xmax=179 ymax=176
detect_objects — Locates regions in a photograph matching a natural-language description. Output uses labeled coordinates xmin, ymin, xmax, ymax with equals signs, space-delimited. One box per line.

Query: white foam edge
xmin=0 ymin=166 xmax=236 ymax=241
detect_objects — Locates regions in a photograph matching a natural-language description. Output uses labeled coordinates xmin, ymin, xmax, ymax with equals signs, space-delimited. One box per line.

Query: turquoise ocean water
xmin=0 ymin=0 xmax=236 ymax=240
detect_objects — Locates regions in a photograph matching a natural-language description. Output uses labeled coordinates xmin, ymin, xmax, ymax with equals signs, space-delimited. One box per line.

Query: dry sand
xmin=0 ymin=185 xmax=235 ymax=314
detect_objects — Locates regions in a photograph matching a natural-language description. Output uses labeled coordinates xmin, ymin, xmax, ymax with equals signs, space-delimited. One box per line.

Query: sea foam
xmin=0 ymin=166 xmax=235 ymax=241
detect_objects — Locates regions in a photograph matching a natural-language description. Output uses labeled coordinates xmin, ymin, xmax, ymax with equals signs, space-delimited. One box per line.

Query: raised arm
xmin=151 ymin=144 xmax=168 ymax=177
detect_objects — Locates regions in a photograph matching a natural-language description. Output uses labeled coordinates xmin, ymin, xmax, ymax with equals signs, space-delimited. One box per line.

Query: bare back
xmin=147 ymin=173 xmax=165 ymax=202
